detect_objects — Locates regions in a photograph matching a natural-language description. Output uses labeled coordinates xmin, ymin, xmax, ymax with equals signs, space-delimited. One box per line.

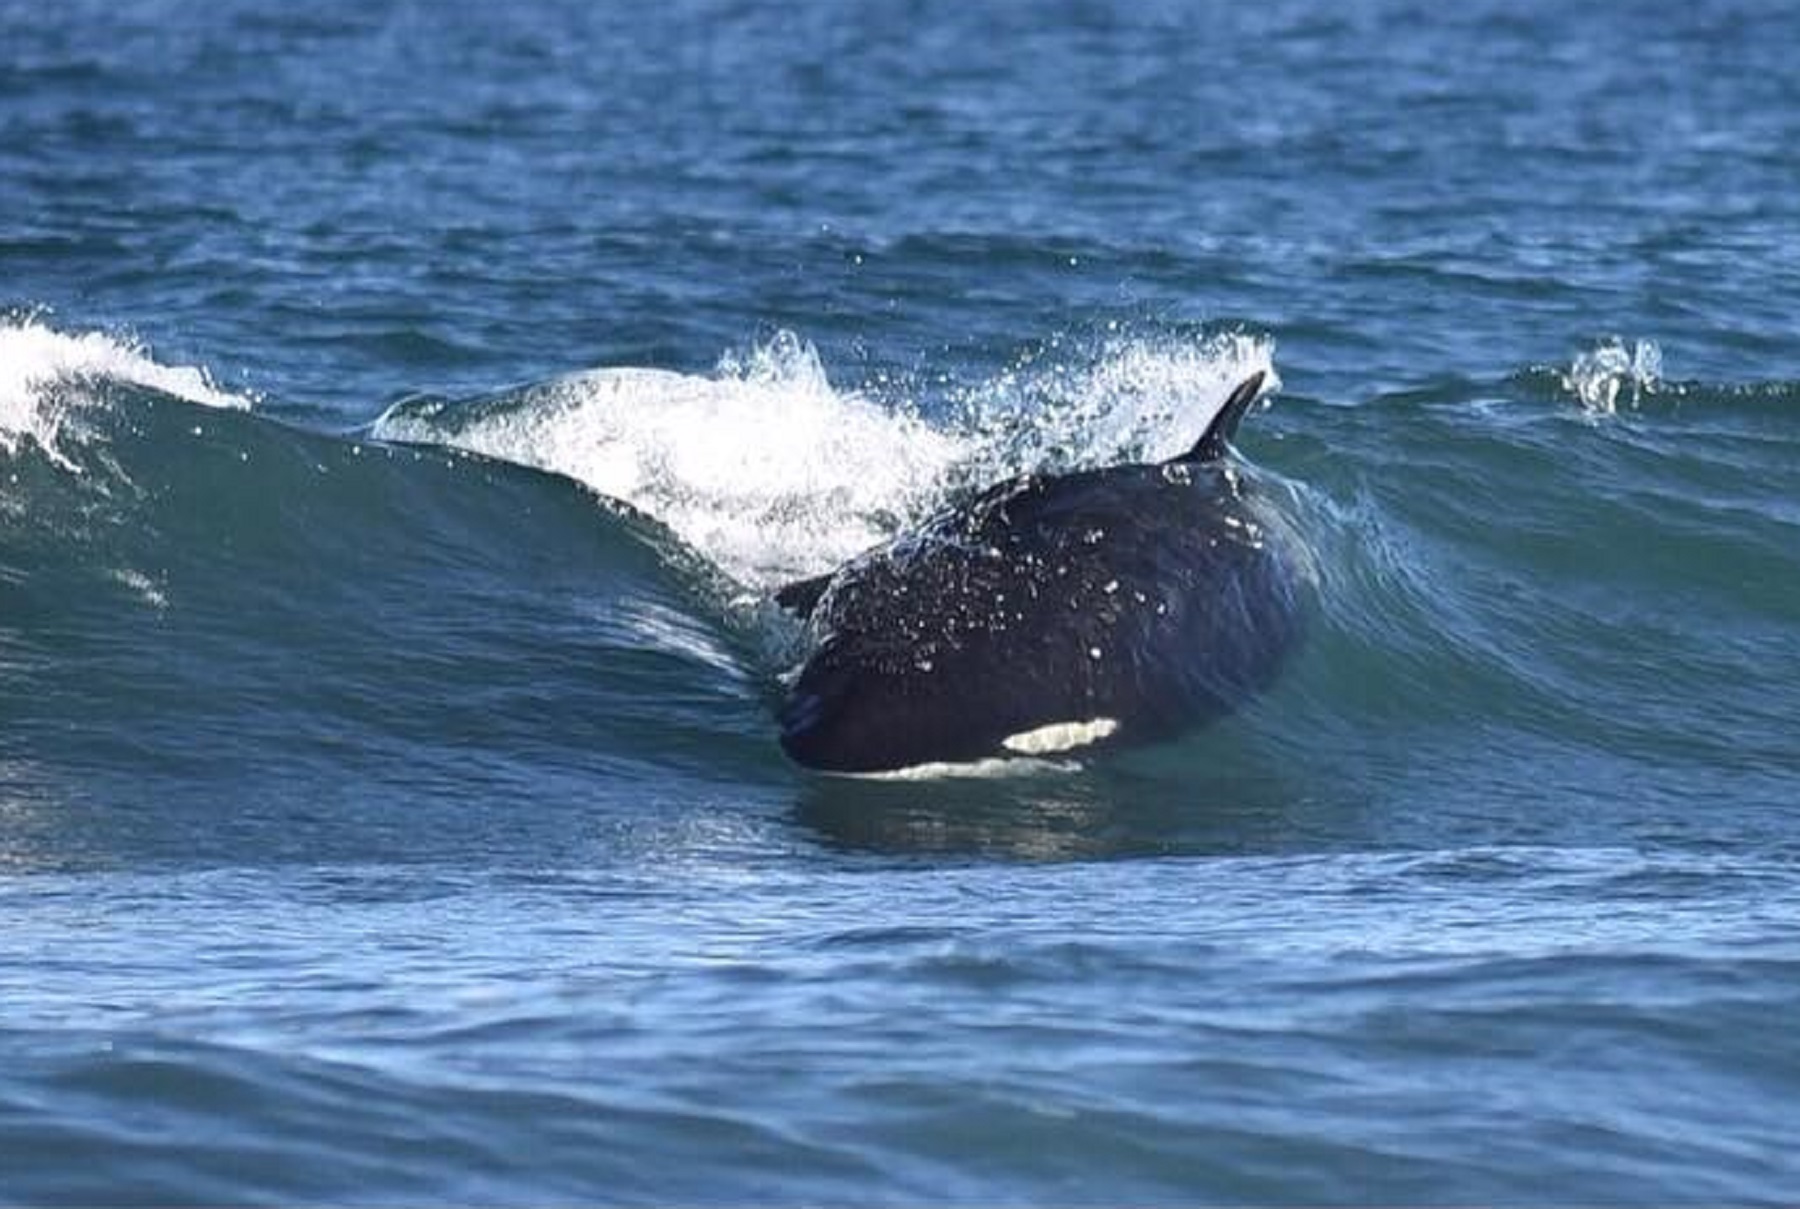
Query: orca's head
xmin=777 ymin=668 xmax=919 ymax=774
xmin=777 ymin=648 xmax=1000 ymax=774
xmin=776 ymin=683 xmax=852 ymax=771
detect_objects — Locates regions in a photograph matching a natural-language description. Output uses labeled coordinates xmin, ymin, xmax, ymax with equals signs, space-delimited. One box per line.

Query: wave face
xmin=7 ymin=0 xmax=1800 ymax=1203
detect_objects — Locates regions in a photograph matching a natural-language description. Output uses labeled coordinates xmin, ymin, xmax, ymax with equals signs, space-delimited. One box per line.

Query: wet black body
xmin=775 ymin=374 xmax=1313 ymax=773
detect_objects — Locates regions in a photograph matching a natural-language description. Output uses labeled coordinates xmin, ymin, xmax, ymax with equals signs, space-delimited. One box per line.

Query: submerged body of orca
xmin=775 ymin=371 xmax=1314 ymax=773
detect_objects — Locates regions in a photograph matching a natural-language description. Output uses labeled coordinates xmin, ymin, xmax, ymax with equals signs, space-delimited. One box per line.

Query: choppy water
xmin=4 ymin=0 xmax=1799 ymax=1203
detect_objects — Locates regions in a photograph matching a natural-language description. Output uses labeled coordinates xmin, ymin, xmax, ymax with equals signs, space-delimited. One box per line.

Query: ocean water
xmin=4 ymin=0 xmax=1799 ymax=1202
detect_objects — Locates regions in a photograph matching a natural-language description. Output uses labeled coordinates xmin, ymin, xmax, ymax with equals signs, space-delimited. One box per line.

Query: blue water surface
xmin=3 ymin=0 xmax=1799 ymax=1203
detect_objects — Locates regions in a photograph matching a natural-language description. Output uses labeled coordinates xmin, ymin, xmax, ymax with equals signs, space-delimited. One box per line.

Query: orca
xmin=774 ymin=371 xmax=1313 ymax=774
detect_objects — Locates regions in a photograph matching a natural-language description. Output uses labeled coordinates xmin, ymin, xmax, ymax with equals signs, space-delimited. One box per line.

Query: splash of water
xmin=949 ymin=327 xmax=1278 ymax=486
xmin=375 ymin=331 xmax=962 ymax=587
xmin=0 ymin=313 xmax=253 ymax=467
xmin=1565 ymin=337 xmax=1662 ymax=415
xmin=374 ymin=327 xmax=1279 ymax=591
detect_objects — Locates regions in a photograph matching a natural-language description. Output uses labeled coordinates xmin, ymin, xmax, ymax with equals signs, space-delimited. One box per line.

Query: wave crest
xmin=0 ymin=313 xmax=253 ymax=467
xmin=373 ymin=326 xmax=1280 ymax=591
xmin=375 ymin=331 xmax=960 ymax=586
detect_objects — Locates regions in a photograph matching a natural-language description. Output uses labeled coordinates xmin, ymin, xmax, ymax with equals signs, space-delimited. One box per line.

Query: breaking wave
xmin=372 ymin=326 xmax=1278 ymax=588
xmin=0 ymin=312 xmax=253 ymax=467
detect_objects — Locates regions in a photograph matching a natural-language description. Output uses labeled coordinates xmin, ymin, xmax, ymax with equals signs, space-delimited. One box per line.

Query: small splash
xmin=951 ymin=327 xmax=1278 ymax=486
xmin=1564 ymin=337 xmax=1662 ymax=415
xmin=108 ymin=567 xmax=169 ymax=612
xmin=715 ymin=327 xmax=833 ymax=393
xmin=0 ymin=312 xmax=253 ymax=466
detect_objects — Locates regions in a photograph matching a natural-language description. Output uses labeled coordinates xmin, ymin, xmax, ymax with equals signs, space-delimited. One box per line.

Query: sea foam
xmin=0 ymin=314 xmax=252 ymax=466
xmin=376 ymin=331 xmax=959 ymax=586
xmin=1565 ymin=337 xmax=1662 ymax=415
xmin=373 ymin=327 xmax=1278 ymax=591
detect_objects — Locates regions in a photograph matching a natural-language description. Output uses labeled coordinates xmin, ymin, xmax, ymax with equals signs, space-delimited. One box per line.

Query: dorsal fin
xmin=1173 ymin=371 xmax=1267 ymax=463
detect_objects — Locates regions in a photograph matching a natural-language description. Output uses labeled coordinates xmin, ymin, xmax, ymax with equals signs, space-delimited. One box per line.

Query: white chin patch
xmin=844 ymin=756 xmax=1068 ymax=781
xmin=1000 ymin=717 xmax=1120 ymax=755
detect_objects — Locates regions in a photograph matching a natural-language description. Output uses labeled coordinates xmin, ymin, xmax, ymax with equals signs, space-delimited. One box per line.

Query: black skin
xmin=776 ymin=372 xmax=1312 ymax=773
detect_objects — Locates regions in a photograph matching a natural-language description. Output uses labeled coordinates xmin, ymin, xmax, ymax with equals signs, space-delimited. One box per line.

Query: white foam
xmin=951 ymin=327 xmax=1278 ymax=484
xmin=1565 ymin=337 xmax=1662 ymax=414
xmin=375 ymin=331 xmax=962 ymax=588
xmin=108 ymin=567 xmax=169 ymax=611
xmin=373 ymin=327 xmax=1279 ymax=591
xmin=0 ymin=314 xmax=252 ymax=464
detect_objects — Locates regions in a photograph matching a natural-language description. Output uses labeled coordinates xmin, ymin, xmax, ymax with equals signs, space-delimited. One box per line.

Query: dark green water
xmin=3 ymin=0 xmax=1799 ymax=1202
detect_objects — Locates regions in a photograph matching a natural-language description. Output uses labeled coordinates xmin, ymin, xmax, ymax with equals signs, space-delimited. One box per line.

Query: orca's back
xmin=779 ymin=463 xmax=1310 ymax=772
